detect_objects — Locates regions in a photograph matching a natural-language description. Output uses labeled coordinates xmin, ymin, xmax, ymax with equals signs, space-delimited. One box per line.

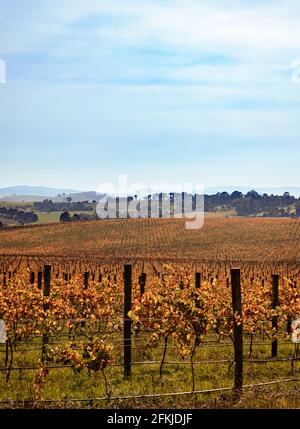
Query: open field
xmin=36 ymin=212 xmax=61 ymax=224
xmin=0 ymin=217 xmax=299 ymax=264
xmin=36 ymin=211 xmax=87 ymax=224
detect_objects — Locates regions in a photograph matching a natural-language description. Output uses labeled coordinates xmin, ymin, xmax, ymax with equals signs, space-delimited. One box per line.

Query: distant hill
xmin=0 ymin=186 xmax=81 ymax=198
xmin=0 ymin=195 xmax=48 ymax=203
xmin=0 ymin=186 xmax=106 ymax=203
xmin=52 ymin=192 xmax=105 ymax=203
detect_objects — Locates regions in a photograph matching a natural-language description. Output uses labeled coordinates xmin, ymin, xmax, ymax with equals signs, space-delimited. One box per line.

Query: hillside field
xmin=0 ymin=217 xmax=299 ymax=265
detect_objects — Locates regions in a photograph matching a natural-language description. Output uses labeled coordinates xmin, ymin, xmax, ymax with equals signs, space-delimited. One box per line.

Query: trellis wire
xmin=0 ymin=357 xmax=299 ymax=372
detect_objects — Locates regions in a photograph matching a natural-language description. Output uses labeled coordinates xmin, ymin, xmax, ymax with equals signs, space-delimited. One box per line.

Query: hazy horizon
xmin=1 ymin=184 xmax=300 ymax=199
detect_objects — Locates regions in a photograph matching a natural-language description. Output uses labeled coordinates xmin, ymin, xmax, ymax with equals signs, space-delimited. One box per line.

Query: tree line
xmin=0 ymin=207 xmax=38 ymax=225
xmin=203 ymin=190 xmax=300 ymax=216
xmin=33 ymin=199 xmax=94 ymax=212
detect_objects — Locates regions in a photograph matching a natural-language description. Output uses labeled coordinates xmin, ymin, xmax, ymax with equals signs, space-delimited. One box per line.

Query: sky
xmin=0 ymin=0 xmax=300 ymax=192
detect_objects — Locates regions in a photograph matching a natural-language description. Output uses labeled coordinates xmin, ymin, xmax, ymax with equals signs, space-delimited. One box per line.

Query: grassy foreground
xmin=0 ymin=333 xmax=299 ymax=409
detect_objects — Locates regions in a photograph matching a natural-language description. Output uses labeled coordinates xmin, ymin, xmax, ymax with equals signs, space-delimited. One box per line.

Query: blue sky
xmin=0 ymin=0 xmax=300 ymax=191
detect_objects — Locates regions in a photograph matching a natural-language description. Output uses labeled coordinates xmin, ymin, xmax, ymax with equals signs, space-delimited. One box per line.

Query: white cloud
xmin=0 ymin=0 xmax=299 ymax=98
xmin=143 ymin=1 xmax=300 ymax=56
xmin=1 ymin=0 xmax=300 ymax=57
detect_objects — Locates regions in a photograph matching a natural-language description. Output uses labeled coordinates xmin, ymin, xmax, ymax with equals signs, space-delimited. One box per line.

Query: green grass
xmin=36 ymin=212 xmax=61 ymax=224
xmin=0 ymin=210 xmax=89 ymax=226
xmin=0 ymin=332 xmax=299 ymax=409
xmin=36 ymin=211 xmax=85 ymax=224
xmin=205 ymin=210 xmax=237 ymax=217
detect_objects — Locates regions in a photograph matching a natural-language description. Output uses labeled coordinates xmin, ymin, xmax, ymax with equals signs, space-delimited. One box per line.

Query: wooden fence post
xmin=81 ymin=271 xmax=90 ymax=328
xmin=43 ymin=265 xmax=51 ymax=298
xmin=84 ymin=271 xmax=89 ymax=290
xmin=287 ymin=279 xmax=296 ymax=334
xmin=271 ymin=274 xmax=279 ymax=357
xmin=195 ymin=272 xmax=201 ymax=289
xmin=29 ymin=270 xmax=35 ymax=284
xmin=124 ymin=264 xmax=132 ymax=378
xmin=231 ymin=269 xmax=243 ymax=394
xmin=139 ymin=272 xmax=146 ymax=296
xmin=37 ymin=271 xmax=42 ymax=290
xmin=42 ymin=265 xmax=51 ymax=359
